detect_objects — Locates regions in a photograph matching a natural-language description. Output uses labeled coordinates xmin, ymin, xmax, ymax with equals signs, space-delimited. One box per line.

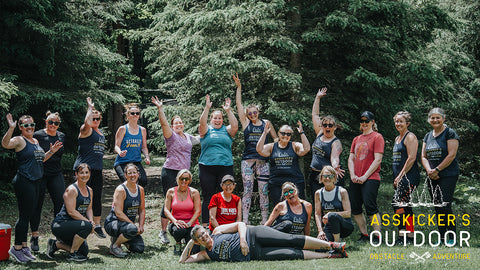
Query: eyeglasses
xmin=279 ymin=132 xmax=292 ymax=136
xmin=179 ymin=177 xmax=190 ymax=182
xmin=248 ymin=111 xmax=258 ymax=116
xmin=130 ymin=112 xmax=140 ymax=116
xmin=20 ymin=123 xmax=36 ymax=128
xmin=321 ymin=174 xmax=335 ymax=179
xmin=283 ymin=189 xmax=295 ymax=196
xmin=92 ymin=117 xmax=101 ymax=121
xmin=323 ymin=123 xmax=334 ymax=128
xmin=48 ymin=120 xmax=61 ymax=126
xmin=360 ymin=119 xmax=370 ymax=124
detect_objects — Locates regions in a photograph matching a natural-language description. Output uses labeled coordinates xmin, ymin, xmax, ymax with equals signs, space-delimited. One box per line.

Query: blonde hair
xmin=281 ymin=181 xmax=297 ymax=199
xmin=124 ymin=103 xmax=141 ymax=121
xmin=176 ymin=169 xmax=193 ymax=185
xmin=278 ymin=125 xmax=293 ymax=134
xmin=19 ymin=115 xmax=33 ymax=124
xmin=45 ymin=111 xmax=61 ymax=121
xmin=393 ymin=111 xmax=411 ymax=125
xmin=319 ymin=165 xmax=337 ymax=184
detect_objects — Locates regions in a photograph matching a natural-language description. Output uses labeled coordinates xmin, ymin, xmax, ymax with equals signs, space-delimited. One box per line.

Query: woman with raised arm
xmin=264 ymin=182 xmax=312 ymax=235
xmin=234 ymin=73 xmax=277 ymax=225
xmin=114 ymin=103 xmax=150 ymax=187
xmin=2 ymin=113 xmax=62 ymax=263
xmin=347 ymin=111 xmax=384 ymax=243
xmin=179 ymin=222 xmax=347 ymax=263
xmin=151 ymin=96 xmax=200 ymax=244
xmin=256 ymin=121 xmax=310 ymax=206
xmin=73 ymin=97 xmax=107 ymax=239
xmin=310 ymin=88 xmax=345 ymax=200
xmin=164 ymin=169 xmax=201 ymax=255
xmin=105 ymin=163 xmax=146 ymax=257
xmin=47 ymin=163 xmax=94 ymax=262
xmin=198 ymin=94 xmax=238 ymax=227
xmin=30 ymin=111 xmax=66 ymax=251
xmin=391 ymin=111 xmax=420 ymax=245
xmin=315 ymin=166 xmax=353 ymax=242
xmin=421 ymin=108 xmax=459 ymax=245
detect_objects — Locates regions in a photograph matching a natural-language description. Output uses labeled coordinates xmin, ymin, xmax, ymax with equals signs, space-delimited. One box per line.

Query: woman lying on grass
xmin=179 ymin=222 xmax=347 ymax=263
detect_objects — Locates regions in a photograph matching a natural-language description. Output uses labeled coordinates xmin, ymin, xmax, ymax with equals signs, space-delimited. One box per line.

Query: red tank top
xmin=171 ymin=187 xmax=199 ymax=225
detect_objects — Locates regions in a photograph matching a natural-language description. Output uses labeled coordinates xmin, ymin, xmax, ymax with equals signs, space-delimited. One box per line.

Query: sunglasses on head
xmin=92 ymin=117 xmax=101 ymax=121
xmin=48 ymin=120 xmax=61 ymax=126
xmin=20 ymin=123 xmax=36 ymax=128
xmin=248 ymin=111 xmax=258 ymax=116
xmin=323 ymin=123 xmax=334 ymax=128
xmin=130 ymin=112 xmax=140 ymax=116
xmin=283 ymin=189 xmax=295 ymax=197
xmin=279 ymin=131 xmax=292 ymax=136
xmin=322 ymin=174 xmax=335 ymax=179
xmin=360 ymin=119 xmax=370 ymax=124
xmin=179 ymin=177 xmax=190 ymax=182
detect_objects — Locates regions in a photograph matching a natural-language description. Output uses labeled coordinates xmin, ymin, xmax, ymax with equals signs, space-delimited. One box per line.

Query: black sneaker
xmin=372 ymin=235 xmax=380 ymax=245
xmin=395 ymin=236 xmax=414 ymax=246
xmin=30 ymin=236 xmax=39 ymax=252
xmin=94 ymin=226 xmax=106 ymax=239
xmin=46 ymin=239 xmax=58 ymax=259
xmin=357 ymin=233 xmax=369 ymax=243
xmin=330 ymin=242 xmax=346 ymax=253
xmin=67 ymin=251 xmax=88 ymax=262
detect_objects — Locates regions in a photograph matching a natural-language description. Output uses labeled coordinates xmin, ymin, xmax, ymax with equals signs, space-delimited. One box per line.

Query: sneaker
xmin=173 ymin=243 xmax=182 ymax=255
xmin=8 ymin=246 xmax=30 ymax=263
xmin=30 ymin=236 xmax=39 ymax=252
xmin=372 ymin=234 xmax=380 ymax=245
xmin=357 ymin=233 xmax=369 ymax=243
xmin=21 ymin=247 xmax=36 ymax=261
xmin=330 ymin=241 xmax=345 ymax=253
xmin=159 ymin=231 xmax=170 ymax=245
xmin=94 ymin=226 xmax=106 ymax=238
xmin=395 ymin=236 xmax=414 ymax=246
xmin=328 ymin=249 xmax=348 ymax=258
xmin=110 ymin=244 xmax=127 ymax=258
xmin=67 ymin=251 xmax=88 ymax=262
xmin=46 ymin=239 xmax=58 ymax=259
xmin=445 ymin=239 xmax=455 ymax=246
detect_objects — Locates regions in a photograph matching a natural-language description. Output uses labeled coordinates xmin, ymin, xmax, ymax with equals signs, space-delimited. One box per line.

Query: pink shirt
xmin=171 ymin=187 xmax=199 ymax=225
xmin=163 ymin=132 xmax=195 ymax=170
xmin=350 ymin=131 xmax=384 ymax=180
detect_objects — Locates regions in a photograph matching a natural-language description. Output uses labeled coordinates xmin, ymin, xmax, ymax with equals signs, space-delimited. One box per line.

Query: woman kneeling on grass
xmin=179 ymin=222 xmax=347 ymax=263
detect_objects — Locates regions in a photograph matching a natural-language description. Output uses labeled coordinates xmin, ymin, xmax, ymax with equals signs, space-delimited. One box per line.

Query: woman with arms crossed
xmin=234 ymin=73 xmax=277 ymax=224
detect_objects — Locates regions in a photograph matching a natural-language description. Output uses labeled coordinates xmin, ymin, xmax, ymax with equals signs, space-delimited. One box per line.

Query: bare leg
xmin=303 ymin=250 xmax=330 ymax=259
xmin=93 ymin=216 xmax=101 ymax=226
xmin=303 ymin=236 xmax=334 ymax=250
xmin=161 ymin=217 xmax=169 ymax=231
xmin=333 ymin=233 xmax=340 ymax=242
xmin=369 ymin=213 xmax=381 ymax=232
xmin=70 ymin=235 xmax=86 ymax=253
xmin=31 ymin=231 xmax=39 ymax=237
xmin=56 ymin=241 xmax=72 ymax=252
xmin=114 ymin=234 xmax=129 ymax=247
xmin=354 ymin=214 xmax=368 ymax=235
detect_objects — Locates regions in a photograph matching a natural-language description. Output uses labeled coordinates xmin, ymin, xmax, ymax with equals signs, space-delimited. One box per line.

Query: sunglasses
xmin=283 ymin=189 xmax=295 ymax=196
xmin=322 ymin=174 xmax=335 ymax=179
xmin=179 ymin=177 xmax=190 ymax=182
xmin=130 ymin=112 xmax=140 ymax=116
xmin=48 ymin=120 xmax=61 ymax=126
xmin=323 ymin=123 xmax=334 ymax=128
xmin=360 ymin=119 xmax=370 ymax=124
xmin=248 ymin=111 xmax=258 ymax=116
xmin=20 ymin=123 xmax=36 ymax=128
xmin=92 ymin=117 xmax=101 ymax=121
xmin=279 ymin=132 xmax=292 ymax=136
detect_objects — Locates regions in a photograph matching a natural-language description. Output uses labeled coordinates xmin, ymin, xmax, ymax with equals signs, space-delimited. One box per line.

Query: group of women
xmin=2 ymin=73 xmax=460 ymax=263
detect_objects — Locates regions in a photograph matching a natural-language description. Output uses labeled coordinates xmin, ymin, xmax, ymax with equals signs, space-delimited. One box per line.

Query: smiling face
xmin=171 ymin=117 xmax=184 ymax=134
xmin=210 ymin=111 xmax=223 ymax=129
xmin=127 ymin=107 xmax=141 ymax=122
xmin=177 ymin=172 xmax=192 ymax=188
xmin=394 ymin=115 xmax=409 ymax=134
xmin=322 ymin=119 xmax=336 ymax=138
xmin=221 ymin=180 xmax=235 ymax=194
xmin=75 ymin=166 xmax=91 ymax=184
xmin=45 ymin=115 xmax=61 ymax=133
xmin=125 ymin=166 xmax=139 ymax=183
xmin=19 ymin=117 xmax=35 ymax=137
xmin=360 ymin=117 xmax=374 ymax=133
xmin=428 ymin=113 xmax=444 ymax=130
xmin=193 ymin=227 xmax=212 ymax=247
xmin=282 ymin=184 xmax=297 ymax=201
xmin=246 ymin=107 xmax=259 ymax=122
xmin=91 ymin=112 xmax=102 ymax=128
xmin=278 ymin=125 xmax=293 ymax=143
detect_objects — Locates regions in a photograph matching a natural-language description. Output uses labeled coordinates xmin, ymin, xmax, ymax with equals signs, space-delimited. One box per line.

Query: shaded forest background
xmin=1 ymin=0 xmax=478 ymax=200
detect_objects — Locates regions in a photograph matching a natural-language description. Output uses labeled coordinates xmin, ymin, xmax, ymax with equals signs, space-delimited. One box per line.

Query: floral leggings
xmin=241 ymin=159 xmax=270 ymax=224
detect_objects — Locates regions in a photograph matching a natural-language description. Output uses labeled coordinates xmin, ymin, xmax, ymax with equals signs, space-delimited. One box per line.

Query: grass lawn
xmin=0 ymin=168 xmax=479 ymax=269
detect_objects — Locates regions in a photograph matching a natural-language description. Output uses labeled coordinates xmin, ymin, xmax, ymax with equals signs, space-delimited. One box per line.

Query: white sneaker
xmin=159 ymin=231 xmax=170 ymax=244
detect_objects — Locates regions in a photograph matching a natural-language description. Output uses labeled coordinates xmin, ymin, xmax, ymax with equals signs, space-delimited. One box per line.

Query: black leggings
xmin=428 ymin=175 xmax=458 ymax=241
xmin=168 ymin=223 xmax=200 ymax=253
xmin=323 ymin=213 xmax=354 ymax=241
xmin=13 ymin=174 xmax=40 ymax=245
xmin=51 ymin=219 xmax=92 ymax=256
xmin=199 ymin=164 xmax=234 ymax=223
xmin=31 ymin=173 xmax=65 ymax=232
xmin=249 ymin=226 xmax=305 ymax=260
xmin=115 ymin=162 xmax=148 ymax=188
xmin=160 ymin=167 xmax=179 ymax=219
xmin=87 ymin=169 xmax=103 ymax=217
xmin=104 ymin=219 xmax=144 ymax=253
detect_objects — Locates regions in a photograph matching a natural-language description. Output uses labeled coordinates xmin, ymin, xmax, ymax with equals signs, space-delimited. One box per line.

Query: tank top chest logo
xmin=274 ymin=151 xmax=293 ymax=167
xmin=426 ymin=140 xmax=442 ymax=160
xmin=34 ymin=148 xmax=44 ymax=161
xmin=125 ymin=138 xmax=141 ymax=148
xmin=94 ymin=136 xmax=106 ymax=153
xmin=312 ymin=145 xmax=326 ymax=157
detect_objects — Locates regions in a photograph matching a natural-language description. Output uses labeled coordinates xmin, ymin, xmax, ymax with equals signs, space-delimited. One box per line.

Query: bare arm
xmin=394 ymin=133 xmax=418 ymax=187
xmin=2 ymin=114 xmax=23 ymax=150
xmin=234 ymin=73 xmax=248 ymax=129
xmin=256 ymin=122 xmax=274 ymax=157
xmin=113 ymin=187 xmax=133 ymax=223
xmin=164 ymin=189 xmax=188 ymax=229
xmin=223 ymin=98 xmax=238 ymax=137
xmin=312 ymin=88 xmax=327 ymax=135
xmin=151 ymin=96 xmax=173 ymax=139
xmin=338 ymin=188 xmax=351 ymax=218
xmin=314 ymin=190 xmax=326 ymax=239
xmin=79 ymin=97 xmax=95 ymax=137
xmin=212 ymin=222 xmax=248 ymax=255
xmin=138 ymin=186 xmax=146 ymax=234
xmin=64 ymin=187 xmax=91 ymax=222
xmin=293 ymin=121 xmax=310 ymax=156
xmin=264 ymin=203 xmax=283 ymax=227
xmin=304 ymin=201 xmax=312 ymax=235
xmin=348 ymin=152 xmax=358 ymax=182
xmin=114 ymin=126 xmax=127 ymax=157
xmin=265 ymin=120 xmax=278 ymax=141
xmin=179 ymin=240 xmax=209 ymax=263
xmin=43 ymin=141 xmax=63 ymax=162
xmin=188 ymin=188 xmax=201 ymax=227
xmin=209 ymin=206 xmax=219 ymax=229
xmin=236 ymin=198 xmax=242 ymax=223
xmin=199 ymin=95 xmax=212 ymax=137
xmin=141 ymin=127 xmax=150 ymax=165
xmin=330 ymin=140 xmax=345 ymax=177
xmin=358 ymin=153 xmax=383 ymax=183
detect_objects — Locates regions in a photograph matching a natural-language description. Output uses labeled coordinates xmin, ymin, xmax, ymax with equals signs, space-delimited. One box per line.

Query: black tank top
xmin=242 ymin=120 xmax=268 ymax=160
xmin=269 ymin=142 xmax=304 ymax=185
xmin=206 ymin=231 xmax=250 ymax=262
xmin=54 ymin=183 xmax=91 ymax=222
xmin=106 ymin=184 xmax=141 ymax=223
xmin=16 ymin=137 xmax=45 ymax=180
xmin=274 ymin=202 xmax=308 ymax=234
xmin=310 ymin=133 xmax=338 ymax=170
xmin=392 ymin=131 xmax=420 ymax=185
xmin=73 ymin=129 xmax=105 ymax=171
